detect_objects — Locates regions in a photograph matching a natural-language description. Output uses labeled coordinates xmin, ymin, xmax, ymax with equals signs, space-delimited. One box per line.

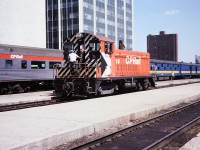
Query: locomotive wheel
xmin=136 ymin=82 xmax=143 ymax=91
xmin=113 ymin=85 xmax=119 ymax=94
xmin=147 ymin=82 xmax=152 ymax=90
xmin=24 ymin=86 xmax=31 ymax=92
xmin=13 ymin=84 xmax=23 ymax=93
xmin=142 ymin=79 xmax=149 ymax=90
xmin=97 ymin=87 xmax=103 ymax=96
xmin=1 ymin=88 xmax=8 ymax=95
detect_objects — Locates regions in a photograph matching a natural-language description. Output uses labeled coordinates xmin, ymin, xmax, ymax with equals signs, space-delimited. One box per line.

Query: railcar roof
xmin=0 ymin=44 xmax=61 ymax=51
xmin=0 ymin=44 xmax=63 ymax=57
xmin=150 ymin=59 xmax=180 ymax=64
xmin=151 ymin=59 xmax=200 ymax=66
xmin=65 ymin=32 xmax=114 ymax=43
xmin=95 ymin=34 xmax=114 ymax=43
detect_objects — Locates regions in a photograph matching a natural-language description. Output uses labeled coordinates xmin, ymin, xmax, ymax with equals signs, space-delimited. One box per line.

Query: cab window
xmin=89 ymin=41 xmax=101 ymax=59
xmin=105 ymin=42 xmax=112 ymax=54
xmin=89 ymin=42 xmax=100 ymax=51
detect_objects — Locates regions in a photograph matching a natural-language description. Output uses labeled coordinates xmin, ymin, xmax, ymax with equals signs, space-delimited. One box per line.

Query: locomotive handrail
xmin=53 ymin=63 xmax=59 ymax=79
xmin=61 ymin=62 xmax=97 ymax=78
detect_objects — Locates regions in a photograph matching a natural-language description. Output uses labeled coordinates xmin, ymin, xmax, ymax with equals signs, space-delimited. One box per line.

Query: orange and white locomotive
xmin=54 ymin=33 xmax=155 ymax=97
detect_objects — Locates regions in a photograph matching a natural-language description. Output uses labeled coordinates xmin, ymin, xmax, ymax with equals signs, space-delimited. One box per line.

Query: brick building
xmin=147 ymin=31 xmax=178 ymax=61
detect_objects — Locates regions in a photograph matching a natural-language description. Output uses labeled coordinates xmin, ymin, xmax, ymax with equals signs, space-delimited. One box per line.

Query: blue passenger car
xmin=150 ymin=59 xmax=200 ymax=80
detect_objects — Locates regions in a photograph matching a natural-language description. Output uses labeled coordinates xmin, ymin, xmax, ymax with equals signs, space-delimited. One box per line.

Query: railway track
xmin=144 ymin=116 xmax=200 ymax=150
xmin=0 ymin=95 xmax=85 ymax=112
xmin=70 ymin=100 xmax=200 ymax=150
xmin=0 ymin=80 xmax=199 ymax=112
xmin=0 ymin=99 xmax=58 ymax=112
xmin=1 ymin=79 xmax=200 ymax=95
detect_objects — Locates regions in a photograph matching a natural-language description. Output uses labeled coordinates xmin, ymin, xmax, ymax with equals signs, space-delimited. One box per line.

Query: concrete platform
xmin=155 ymin=78 xmax=200 ymax=88
xmin=0 ymin=78 xmax=200 ymax=107
xmin=180 ymin=133 xmax=200 ymax=150
xmin=0 ymin=83 xmax=200 ymax=150
xmin=0 ymin=91 xmax=54 ymax=106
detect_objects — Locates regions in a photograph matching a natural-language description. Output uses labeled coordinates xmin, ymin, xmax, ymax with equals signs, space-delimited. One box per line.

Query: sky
xmin=134 ymin=0 xmax=200 ymax=63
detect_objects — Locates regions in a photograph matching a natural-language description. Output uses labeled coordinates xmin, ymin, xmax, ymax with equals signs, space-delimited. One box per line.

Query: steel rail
xmin=0 ymin=99 xmax=58 ymax=112
xmin=70 ymin=100 xmax=200 ymax=150
xmin=143 ymin=116 xmax=200 ymax=150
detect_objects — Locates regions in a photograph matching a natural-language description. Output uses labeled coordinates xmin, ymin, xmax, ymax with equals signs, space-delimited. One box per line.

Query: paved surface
xmin=0 ymin=81 xmax=200 ymax=149
xmin=0 ymin=78 xmax=200 ymax=106
xmin=180 ymin=133 xmax=200 ymax=150
xmin=0 ymin=91 xmax=54 ymax=106
xmin=156 ymin=78 xmax=200 ymax=87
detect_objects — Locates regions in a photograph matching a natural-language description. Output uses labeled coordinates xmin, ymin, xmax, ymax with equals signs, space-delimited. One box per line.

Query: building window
xmin=31 ymin=61 xmax=46 ymax=69
xmin=5 ymin=60 xmax=13 ymax=68
xmin=21 ymin=60 xmax=27 ymax=69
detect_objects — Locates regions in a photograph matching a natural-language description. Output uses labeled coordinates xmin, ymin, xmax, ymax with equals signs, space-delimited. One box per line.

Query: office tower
xmin=46 ymin=0 xmax=134 ymax=50
xmin=147 ymin=31 xmax=178 ymax=61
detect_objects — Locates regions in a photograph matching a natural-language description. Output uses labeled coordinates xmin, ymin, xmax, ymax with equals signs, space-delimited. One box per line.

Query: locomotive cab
xmin=60 ymin=33 xmax=112 ymax=78
xmin=55 ymin=33 xmax=116 ymax=97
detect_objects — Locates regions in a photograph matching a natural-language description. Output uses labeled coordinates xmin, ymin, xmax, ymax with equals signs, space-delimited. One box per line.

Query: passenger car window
xmin=21 ymin=60 xmax=27 ymax=69
xmin=5 ymin=60 xmax=13 ymax=68
xmin=31 ymin=61 xmax=45 ymax=69
xmin=49 ymin=62 xmax=61 ymax=69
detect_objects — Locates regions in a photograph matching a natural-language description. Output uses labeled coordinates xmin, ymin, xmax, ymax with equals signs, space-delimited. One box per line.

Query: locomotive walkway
xmin=0 ymin=79 xmax=200 ymax=149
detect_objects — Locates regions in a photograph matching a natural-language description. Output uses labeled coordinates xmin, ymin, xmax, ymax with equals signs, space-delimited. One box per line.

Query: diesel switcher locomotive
xmin=54 ymin=33 xmax=155 ymax=97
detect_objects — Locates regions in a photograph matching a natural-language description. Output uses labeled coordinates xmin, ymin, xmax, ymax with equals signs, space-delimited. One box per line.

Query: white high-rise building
xmin=0 ymin=0 xmax=46 ymax=48
xmin=46 ymin=0 xmax=134 ymax=50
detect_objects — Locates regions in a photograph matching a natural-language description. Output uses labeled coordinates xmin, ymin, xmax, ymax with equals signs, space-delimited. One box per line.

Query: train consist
xmin=0 ymin=44 xmax=63 ymax=94
xmin=54 ymin=33 xmax=156 ymax=97
xmin=1 ymin=34 xmax=199 ymax=96
xmin=150 ymin=59 xmax=200 ymax=80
